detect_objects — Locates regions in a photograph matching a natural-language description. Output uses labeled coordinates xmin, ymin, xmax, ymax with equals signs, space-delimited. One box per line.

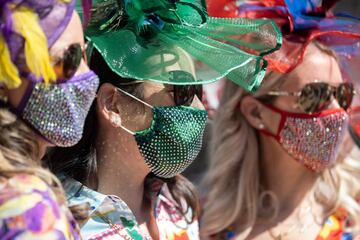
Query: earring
xmin=258 ymin=123 xmax=265 ymax=130
xmin=111 ymin=115 xmax=122 ymax=127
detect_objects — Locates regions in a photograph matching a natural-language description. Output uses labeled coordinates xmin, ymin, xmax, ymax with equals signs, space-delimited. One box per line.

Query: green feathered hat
xmin=78 ymin=0 xmax=282 ymax=92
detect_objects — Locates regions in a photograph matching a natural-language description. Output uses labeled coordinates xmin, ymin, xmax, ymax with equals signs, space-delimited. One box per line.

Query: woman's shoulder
xmin=0 ymin=174 xmax=80 ymax=240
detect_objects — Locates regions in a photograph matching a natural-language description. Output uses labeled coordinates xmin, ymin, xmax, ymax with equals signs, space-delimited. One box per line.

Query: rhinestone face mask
xmin=12 ymin=71 xmax=99 ymax=147
xmin=260 ymin=104 xmax=348 ymax=172
xmin=117 ymin=88 xmax=208 ymax=178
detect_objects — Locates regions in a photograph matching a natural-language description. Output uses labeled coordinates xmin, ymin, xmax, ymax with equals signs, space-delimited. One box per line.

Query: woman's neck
xmin=259 ymin=134 xmax=318 ymax=215
xmin=243 ymin=135 xmax=326 ymax=240
xmin=95 ymin=131 xmax=150 ymax=222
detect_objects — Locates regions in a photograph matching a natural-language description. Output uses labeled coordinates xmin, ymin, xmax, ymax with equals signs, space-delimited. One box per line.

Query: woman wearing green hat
xmin=47 ymin=0 xmax=281 ymax=239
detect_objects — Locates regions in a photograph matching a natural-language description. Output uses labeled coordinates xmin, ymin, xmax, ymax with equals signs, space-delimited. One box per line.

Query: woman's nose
xmin=190 ymin=95 xmax=205 ymax=110
xmin=328 ymin=97 xmax=341 ymax=110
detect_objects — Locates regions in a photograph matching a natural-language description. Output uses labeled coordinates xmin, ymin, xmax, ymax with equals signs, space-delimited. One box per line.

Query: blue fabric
xmin=239 ymin=0 xmax=359 ymax=31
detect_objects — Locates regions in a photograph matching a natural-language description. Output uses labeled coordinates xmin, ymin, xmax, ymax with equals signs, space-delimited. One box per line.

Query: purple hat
xmin=0 ymin=0 xmax=75 ymax=89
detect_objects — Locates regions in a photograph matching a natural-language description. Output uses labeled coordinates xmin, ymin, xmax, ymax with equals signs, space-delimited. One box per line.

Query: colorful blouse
xmin=219 ymin=210 xmax=357 ymax=240
xmin=316 ymin=207 xmax=357 ymax=240
xmin=62 ymin=177 xmax=199 ymax=240
xmin=0 ymin=174 xmax=80 ymax=240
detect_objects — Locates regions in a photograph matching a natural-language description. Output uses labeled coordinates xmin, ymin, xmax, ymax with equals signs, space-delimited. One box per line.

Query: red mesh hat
xmin=207 ymin=0 xmax=360 ymax=74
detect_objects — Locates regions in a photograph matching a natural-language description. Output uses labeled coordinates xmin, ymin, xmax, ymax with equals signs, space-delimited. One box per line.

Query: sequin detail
xmin=22 ymin=71 xmax=99 ymax=147
xmin=279 ymin=111 xmax=348 ymax=171
xmin=135 ymin=106 xmax=207 ymax=178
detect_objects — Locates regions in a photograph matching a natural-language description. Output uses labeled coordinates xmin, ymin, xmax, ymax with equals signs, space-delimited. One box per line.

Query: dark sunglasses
xmin=173 ymin=84 xmax=203 ymax=106
xmin=264 ymin=82 xmax=355 ymax=113
xmin=118 ymin=81 xmax=203 ymax=107
xmin=168 ymin=70 xmax=203 ymax=106
xmin=51 ymin=43 xmax=86 ymax=80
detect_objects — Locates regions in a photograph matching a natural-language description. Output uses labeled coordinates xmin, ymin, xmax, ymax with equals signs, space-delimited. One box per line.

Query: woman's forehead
xmin=143 ymin=82 xmax=183 ymax=92
xmin=50 ymin=11 xmax=84 ymax=57
xmin=279 ymin=49 xmax=343 ymax=92
xmin=143 ymin=82 xmax=166 ymax=90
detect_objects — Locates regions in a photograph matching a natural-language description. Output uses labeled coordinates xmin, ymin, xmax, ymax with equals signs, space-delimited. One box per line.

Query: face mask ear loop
xmin=258 ymin=103 xmax=287 ymax=141
xmin=116 ymin=87 xmax=153 ymax=109
xmin=119 ymin=124 xmax=135 ymax=135
xmin=115 ymin=88 xmax=150 ymax=136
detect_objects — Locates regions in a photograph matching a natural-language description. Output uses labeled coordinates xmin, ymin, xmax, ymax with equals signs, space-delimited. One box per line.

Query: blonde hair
xmin=0 ymin=108 xmax=66 ymax=203
xmin=201 ymin=44 xmax=360 ymax=238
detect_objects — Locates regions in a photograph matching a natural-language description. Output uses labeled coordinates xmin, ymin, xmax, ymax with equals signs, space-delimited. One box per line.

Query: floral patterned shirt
xmin=0 ymin=174 xmax=80 ymax=240
xmin=316 ymin=205 xmax=359 ymax=240
xmin=62 ymin=177 xmax=199 ymax=240
xmin=219 ymin=209 xmax=358 ymax=240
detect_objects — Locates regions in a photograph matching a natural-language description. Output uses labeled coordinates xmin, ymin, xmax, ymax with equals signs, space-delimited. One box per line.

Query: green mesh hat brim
xmin=80 ymin=1 xmax=281 ymax=92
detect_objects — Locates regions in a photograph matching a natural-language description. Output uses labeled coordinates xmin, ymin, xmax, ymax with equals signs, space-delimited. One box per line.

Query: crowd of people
xmin=0 ymin=0 xmax=359 ymax=239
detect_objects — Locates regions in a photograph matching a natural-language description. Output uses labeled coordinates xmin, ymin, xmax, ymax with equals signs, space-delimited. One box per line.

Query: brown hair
xmin=0 ymin=108 xmax=65 ymax=203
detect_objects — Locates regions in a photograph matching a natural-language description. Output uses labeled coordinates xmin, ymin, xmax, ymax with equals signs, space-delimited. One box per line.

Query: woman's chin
xmin=36 ymin=135 xmax=53 ymax=159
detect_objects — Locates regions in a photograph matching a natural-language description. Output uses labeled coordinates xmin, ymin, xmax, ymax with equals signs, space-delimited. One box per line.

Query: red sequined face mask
xmin=260 ymin=104 xmax=349 ymax=172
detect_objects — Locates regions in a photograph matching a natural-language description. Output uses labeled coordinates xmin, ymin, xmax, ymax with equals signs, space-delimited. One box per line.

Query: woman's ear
xmin=240 ymin=95 xmax=267 ymax=130
xmin=96 ymin=83 xmax=121 ymax=127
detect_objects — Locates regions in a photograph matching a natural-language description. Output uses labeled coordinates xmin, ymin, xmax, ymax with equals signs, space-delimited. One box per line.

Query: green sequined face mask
xmin=117 ymin=88 xmax=207 ymax=178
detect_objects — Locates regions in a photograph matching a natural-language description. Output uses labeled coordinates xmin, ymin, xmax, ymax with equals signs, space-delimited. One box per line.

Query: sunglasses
xmin=118 ymin=81 xmax=203 ymax=107
xmin=173 ymin=84 xmax=203 ymax=106
xmin=264 ymin=82 xmax=355 ymax=113
xmin=51 ymin=43 xmax=86 ymax=80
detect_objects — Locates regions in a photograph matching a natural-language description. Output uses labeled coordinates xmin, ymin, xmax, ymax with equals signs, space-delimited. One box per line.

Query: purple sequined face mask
xmin=260 ymin=104 xmax=349 ymax=172
xmin=11 ymin=71 xmax=99 ymax=147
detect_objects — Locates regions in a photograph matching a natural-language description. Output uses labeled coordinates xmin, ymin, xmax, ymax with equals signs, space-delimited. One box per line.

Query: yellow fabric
xmin=0 ymin=35 xmax=21 ymax=88
xmin=317 ymin=216 xmax=340 ymax=239
xmin=0 ymin=192 xmax=43 ymax=218
xmin=11 ymin=6 xmax=56 ymax=85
